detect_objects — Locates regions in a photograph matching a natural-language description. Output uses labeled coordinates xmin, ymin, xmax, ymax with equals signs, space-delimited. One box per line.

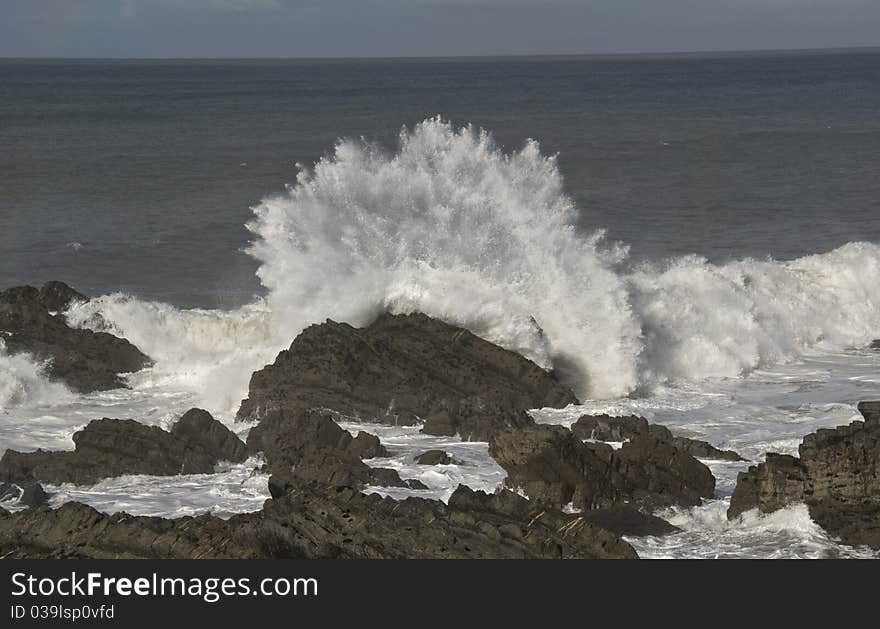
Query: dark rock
xmin=571 ymin=414 xmax=745 ymax=461
xmin=0 ymin=282 xmax=151 ymax=392
xmin=613 ymin=434 xmax=716 ymax=508
xmin=673 ymin=437 xmax=745 ymax=462
xmin=727 ymin=454 xmax=807 ymax=519
xmin=490 ymin=424 xmax=619 ymax=510
xmin=489 ymin=424 xmax=715 ymax=512
xmin=415 ymin=450 xmax=455 ymax=465
xmin=489 ymin=427 xmax=715 ymax=512
xmin=246 ymin=409 xmax=386 ymax=467
xmin=868 ymin=339 xmax=880 ymax=350
xmin=0 ymin=485 xmax=637 ymax=559
xmin=236 ymin=313 xmax=577 ymax=441
xmin=37 ymin=281 xmax=87 ymax=312
xmin=171 ymin=408 xmax=249 ymax=464
xmin=571 ymin=414 xmax=650 ymax=442
xmin=0 ymin=409 xmax=247 ymax=486
xmin=0 ymin=480 xmax=48 ymax=508
xmin=857 ymin=400 xmax=880 ymax=425
xmin=347 ymin=432 xmax=388 ymax=459
xmin=246 ymin=408 xmax=417 ymax=492
xmin=581 ymin=507 xmax=680 ymax=537
xmin=799 ymin=416 xmax=880 ymax=549
xmin=727 ymin=402 xmax=880 ymax=549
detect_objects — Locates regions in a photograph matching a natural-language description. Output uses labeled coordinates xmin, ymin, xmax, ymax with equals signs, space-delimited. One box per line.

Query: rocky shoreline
xmin=1 ymin=281 xmax=879 ymax=558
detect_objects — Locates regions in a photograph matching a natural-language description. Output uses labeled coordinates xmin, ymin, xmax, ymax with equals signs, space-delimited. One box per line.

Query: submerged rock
xmin=572 ymin=414 xmax=745 ymax=462
xmin=489 ymin=424 xmax=715 ymax=512
xmin=728 ymin=401 xmax=880 ymax=549
xmin=415 ymin=450 xmax=455 ymax=465
xmin=236 ymin=313 xmax=577 ymax=440
xmin=0 ymin=409 xmax=247 ymax=486
xmin=0 ymin=480 xmax=48 ymax=508
xmin=0 ymin=484 xmax=637 ymax=559
xmin=0 ymin=282 xmax=150 ymax=392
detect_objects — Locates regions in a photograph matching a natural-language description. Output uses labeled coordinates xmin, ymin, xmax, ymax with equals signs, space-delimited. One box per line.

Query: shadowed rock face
xmin=236 ymin=313 xmax=577 ymax=441
xmin=0 ymin=282 xmax=150 ymax=392
xmin=0 ymin=480 xmax=48 ymax=508
xmin=728 ymin=402 xmax=880 ymax=549
xmin=572 ymin=414 xmax=745 ymax=462
xmin=727 ymin=454 xmax=806 ymax=520
xmin=489 ymin=424 xmax=715 ymax=512
xmin=0 ymin=485 xmax=637 ymax=559
xmin=248 ymin=408 xmax=424 ymax=491
xmin=0 ymin=409 xmax=247 ymax=486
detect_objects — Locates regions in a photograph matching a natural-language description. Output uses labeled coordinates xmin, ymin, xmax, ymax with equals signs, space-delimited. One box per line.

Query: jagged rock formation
xmin=236 ymin=313 xmax=577 ymax=440
xmin=247 ymin=408 xmax=424 ymax=490
xmin=489 ymin=424 xmax=715 ymax=512
xmin=728 ymin=402 xmax=880 ymax=549
xmin=571 ymin=414 xmax=745 ymax=461
xmin=0 ymin=409 xmax=247 ymax=486
xmin=0 ymin=282 xmax=150 ymax=392
xmin=0 ymin=484 xmax=637 ymax=559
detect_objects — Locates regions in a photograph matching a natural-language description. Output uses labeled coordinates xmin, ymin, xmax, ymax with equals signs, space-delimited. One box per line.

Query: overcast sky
xmin=2 ymin=0 xmax=879 ymax=58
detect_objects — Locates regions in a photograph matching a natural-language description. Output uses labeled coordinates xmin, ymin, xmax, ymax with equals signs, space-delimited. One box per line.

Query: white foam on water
xmin=45 ymin=456 xmax=269 ymax=519
xmin=2 ymin=118 xmax=880 ymax=556
xmin=337 ymin=422 xmax=507 ymax=503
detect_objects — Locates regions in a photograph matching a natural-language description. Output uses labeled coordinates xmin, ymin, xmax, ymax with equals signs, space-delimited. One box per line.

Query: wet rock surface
xmin=489 ymin=424 xmax=715 ymax=512
xmin=236 ymin=313 xmax=577 ymax=440
xmin=572 ymin=414 xmax=745 ymax=461
xmin=727 ymin=453 xmax=807 ymax=519
xmin=415 ymin=450 xmax=456 ymax=465
xmin=581 ymin=507 xmax=681 ymax=537
xmin=0 ymin=480 xmax=48 ymax=508
xmin=247 ymin=408 xmax=420 ymax=491
xmin=728 ymin=401 xmax=880 ymax=549
xmin=0 ymin=282 xmax=151 ymax=392
xmin=0 ymin=409 xmax=247 ymax=486
xmin=0 ymin=484 xmax=637 ymax=559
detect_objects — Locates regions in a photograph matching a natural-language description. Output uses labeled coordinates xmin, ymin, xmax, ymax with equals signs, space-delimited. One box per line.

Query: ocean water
xmin=2 ymin=51 xmax=880 ymax=558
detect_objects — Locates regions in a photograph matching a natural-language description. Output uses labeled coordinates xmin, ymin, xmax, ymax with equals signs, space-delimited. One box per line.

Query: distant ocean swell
xmin=4 ymin=118 xmax=880 ymax=412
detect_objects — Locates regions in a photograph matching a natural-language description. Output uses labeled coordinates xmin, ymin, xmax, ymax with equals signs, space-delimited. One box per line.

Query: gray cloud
xmin=1 ymin=0 xmax=878 ymax=58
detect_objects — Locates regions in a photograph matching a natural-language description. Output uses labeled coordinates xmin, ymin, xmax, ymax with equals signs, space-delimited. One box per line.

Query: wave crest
xmin=56 ymin=118 xmax=880 ymax=410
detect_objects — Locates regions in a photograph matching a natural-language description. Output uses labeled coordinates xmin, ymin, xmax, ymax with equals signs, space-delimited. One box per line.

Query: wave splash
xmin=0 ymin=340 xmax=72 ymax=410
xmin=47 ymin=119 xmax=880 ymax=411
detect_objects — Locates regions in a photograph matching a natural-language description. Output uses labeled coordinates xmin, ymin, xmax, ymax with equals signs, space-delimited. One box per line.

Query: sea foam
xmin=27 ymin=118 xmax=880 ymax=413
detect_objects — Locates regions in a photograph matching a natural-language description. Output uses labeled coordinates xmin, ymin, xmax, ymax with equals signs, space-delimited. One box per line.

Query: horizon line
xmin=2 ymin=44 xmax=879 ymax=62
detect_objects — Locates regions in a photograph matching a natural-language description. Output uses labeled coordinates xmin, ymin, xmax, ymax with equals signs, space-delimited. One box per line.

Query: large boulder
xmin=489 ymin=424 xmax=715 ymax=512
xmin=0 ymin=282 xmax=150 ymax=392
xmin=246 ymin=409 xmax=386 ymax=466
xmin=727 ymin=401 xmax=880 ymax=549
xmin=236 ymin=313 xmax=577 ymax=440
xmin=0 ymin=409 xmax=247 ymax=486
xmin=581 ymin=507 xmax=681 ymax=537
xmin=572 ymin=414 xmax=745 ymax=461
xmin=415 ymin=450 xmax=456 ymax=465
xmin=248 ymin=408 xmax=421 ymax=492
xmin=0 ymin=484 xmax=637 ymax=559
xmin=727 ymin=454 xmax=806 ymax=519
